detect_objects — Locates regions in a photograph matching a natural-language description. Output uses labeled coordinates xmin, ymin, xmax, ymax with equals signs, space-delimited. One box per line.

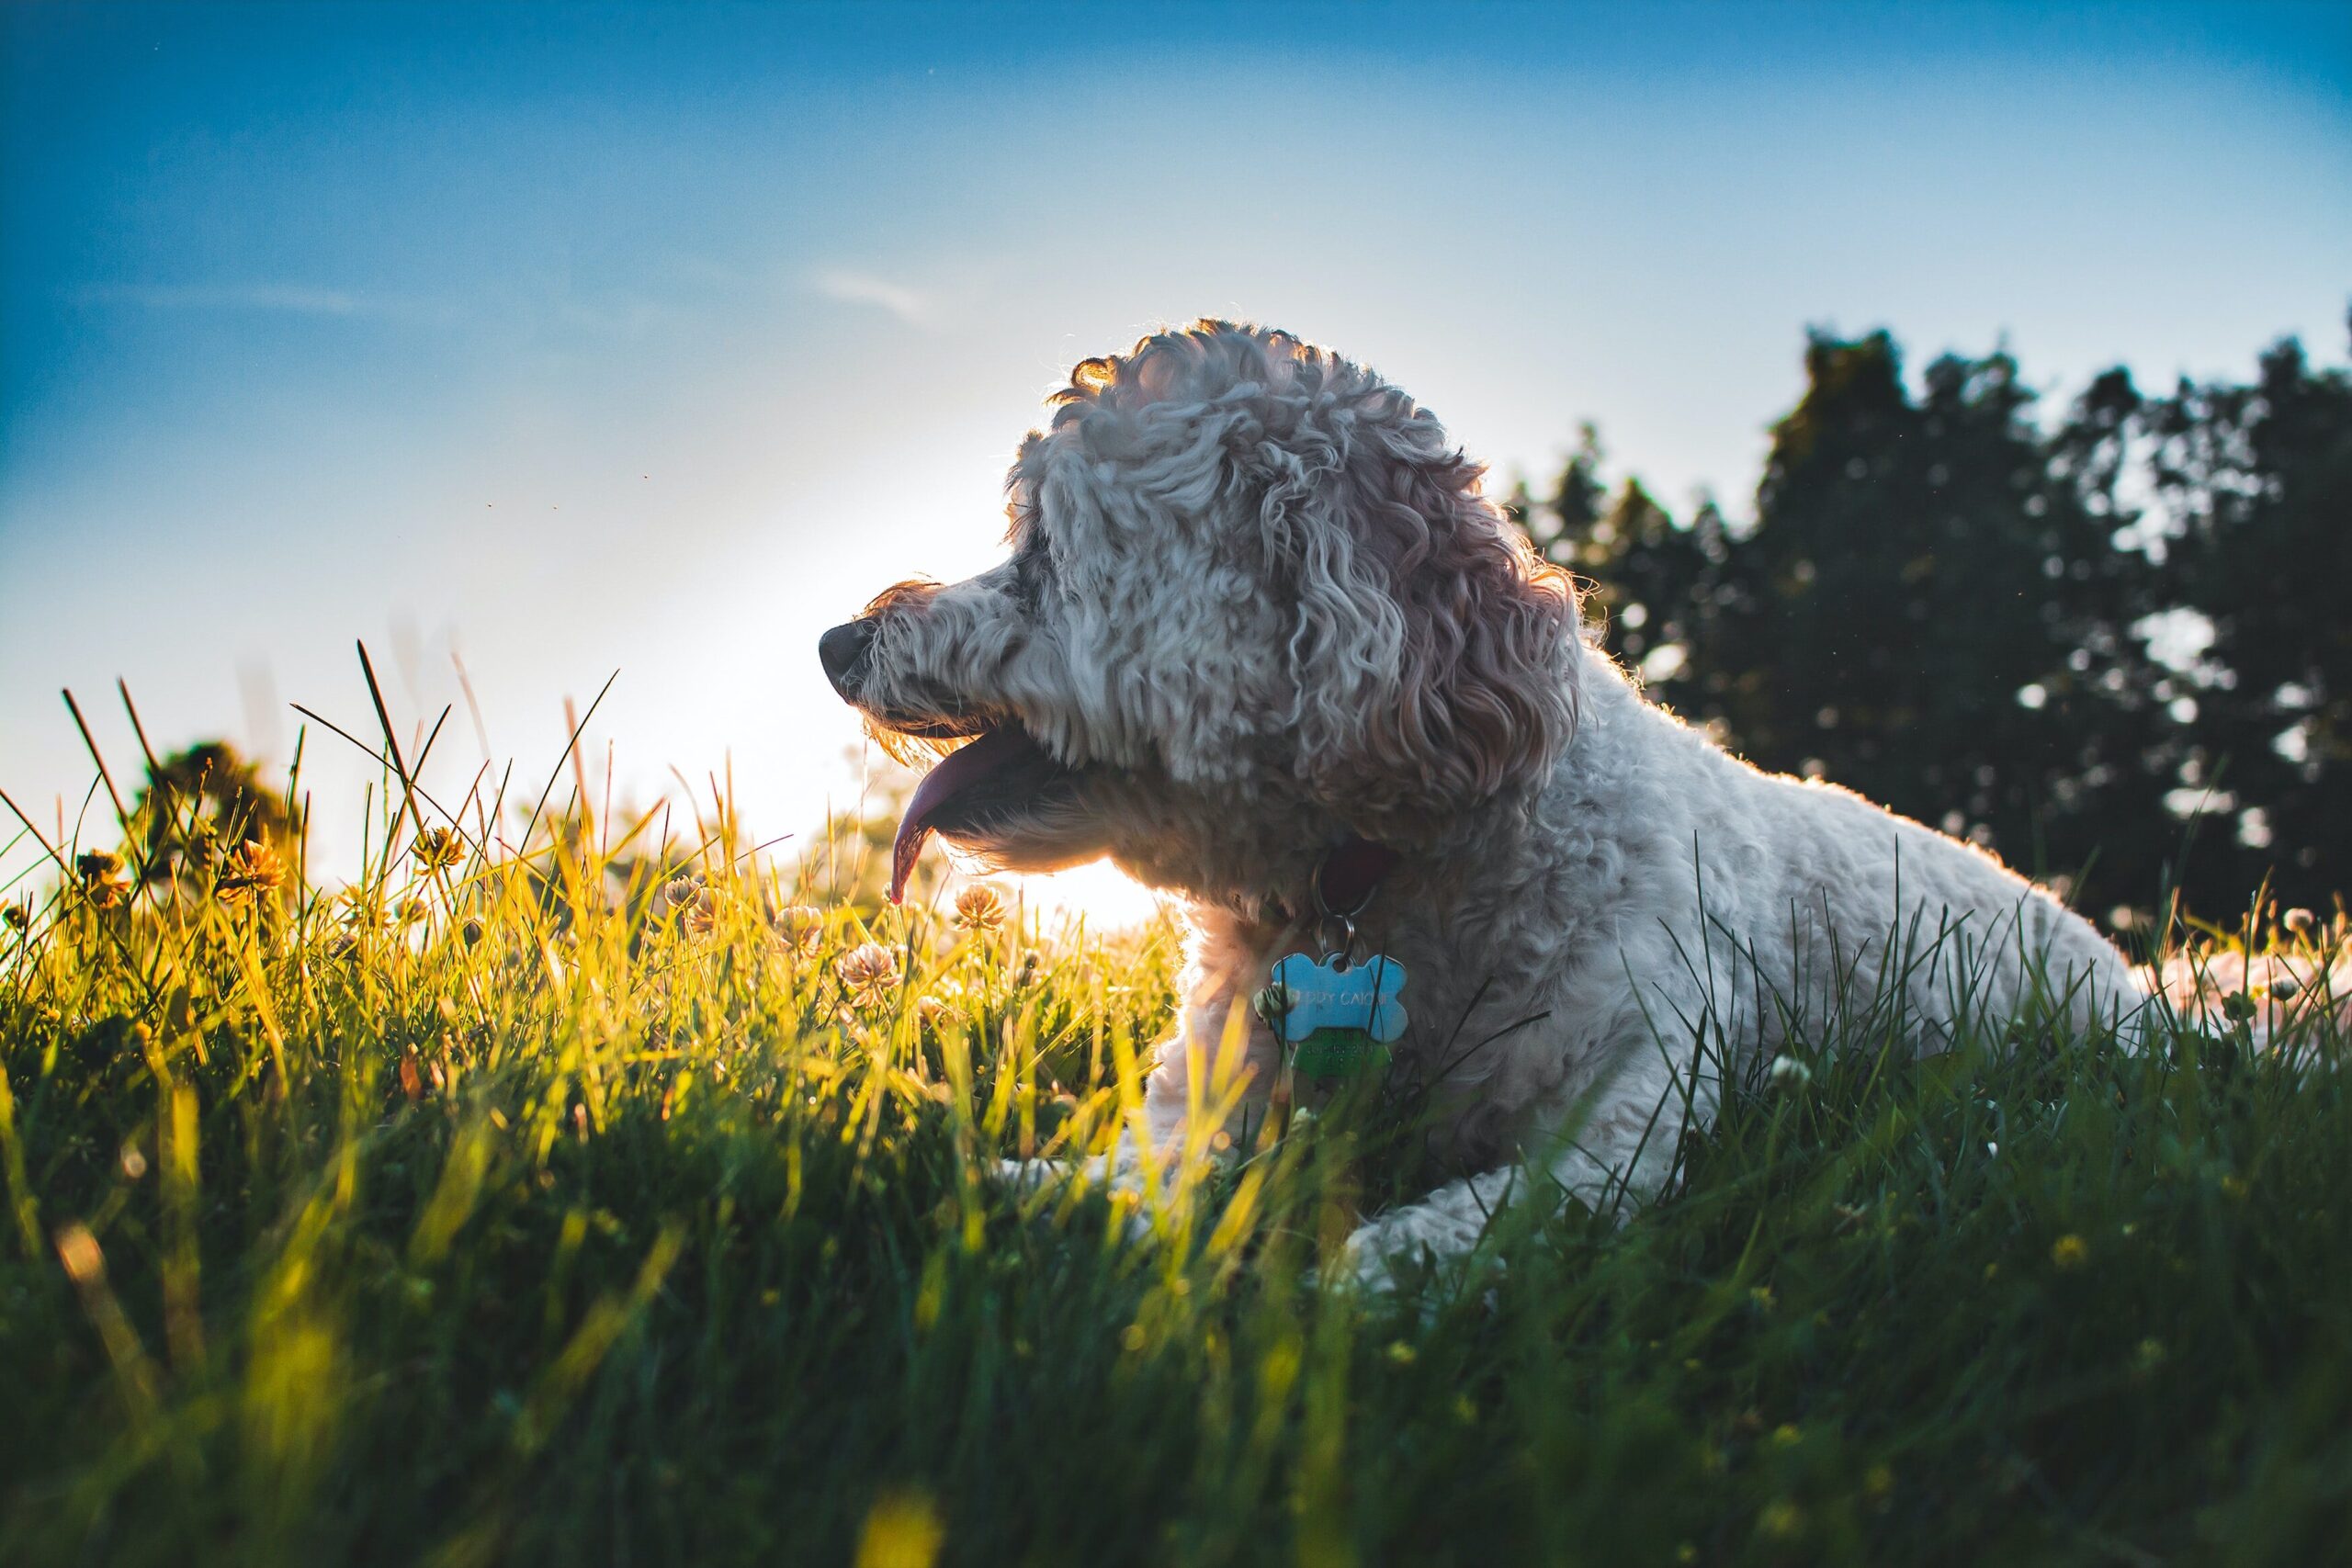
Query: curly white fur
xmin=826 ymin=321 xmax=2143 ymax=1289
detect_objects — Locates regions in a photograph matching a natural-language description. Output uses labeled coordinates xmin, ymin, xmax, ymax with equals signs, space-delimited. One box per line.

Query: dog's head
xmin=820 ymin=321 xmax=1582 ymax=902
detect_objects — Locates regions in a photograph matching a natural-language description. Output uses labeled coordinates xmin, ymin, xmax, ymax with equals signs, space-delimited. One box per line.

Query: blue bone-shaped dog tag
xmin=1266 ymin=953 xmax=1408 ymax=1045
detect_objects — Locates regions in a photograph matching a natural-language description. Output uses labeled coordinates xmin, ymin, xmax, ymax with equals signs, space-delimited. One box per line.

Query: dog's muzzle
xmin=818 ymin=617 xmax=876 ymax=695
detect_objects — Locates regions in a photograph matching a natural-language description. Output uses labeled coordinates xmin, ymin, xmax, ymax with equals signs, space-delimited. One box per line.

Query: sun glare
xmin=1011 ymin=858 xmax=1170 ymax=931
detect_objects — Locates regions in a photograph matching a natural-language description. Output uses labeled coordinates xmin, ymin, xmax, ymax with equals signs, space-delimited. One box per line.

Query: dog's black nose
xmin=819 ymin=618 xmax=876 ymax=693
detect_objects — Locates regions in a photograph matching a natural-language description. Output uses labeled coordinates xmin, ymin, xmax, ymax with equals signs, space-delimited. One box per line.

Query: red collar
xmin=1315 ymin=835 xmax=1399 ymax=918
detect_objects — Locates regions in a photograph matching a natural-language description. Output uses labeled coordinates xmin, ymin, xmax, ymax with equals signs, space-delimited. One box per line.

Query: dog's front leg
xmin=997 ymin=973 xmax=1276 ymax=1207
xmin=1337 ymin=1069 xmax=1690 ymax=1292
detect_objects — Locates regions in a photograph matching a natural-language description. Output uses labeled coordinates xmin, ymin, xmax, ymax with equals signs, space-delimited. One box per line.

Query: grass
xmin=2 ymin=735 xmax=2348 ymax=1567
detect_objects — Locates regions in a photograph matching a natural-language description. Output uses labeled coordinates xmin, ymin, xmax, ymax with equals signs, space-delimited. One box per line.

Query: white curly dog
xmin=820 ymin=320 xmax=2141 ymax=1287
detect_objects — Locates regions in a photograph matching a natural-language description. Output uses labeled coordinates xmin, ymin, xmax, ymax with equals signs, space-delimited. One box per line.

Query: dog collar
xmin=1251 ymin=834 xmax=1400 ymax=931
xmin=1252 ymin=835 xmax=1408 ymax=1083
xmin=1315 ymin=835 xmax=1400 ymax=919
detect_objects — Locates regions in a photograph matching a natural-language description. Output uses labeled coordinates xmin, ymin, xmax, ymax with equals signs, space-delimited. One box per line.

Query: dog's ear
xmin=1278 ymin=424 xmax=1581 ymax=831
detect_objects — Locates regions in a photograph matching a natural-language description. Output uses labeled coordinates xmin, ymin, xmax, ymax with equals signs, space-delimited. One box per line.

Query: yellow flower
xmin=1758 ymin=1500 xmax=1804 ymax=1540
xmin=411 ymin=827 xmax=466 ymax=870
xmin=952 ymin=884 xmax=1007 ymax=931
xmin=2050 ymin=1234 xmax=2089 ymax=1269
xmin=214 ymin=839 xmax=285 ymax=903
xmin=836 ymin=942 xmax=900 ymax=1006
xmin=1770 ymin=1423 xmax=1803 ymax=1449
xmin=75 ymin=851 xmax=129 ymax=908
xmin=854 ymin=1490 xmax=942 ymax=1568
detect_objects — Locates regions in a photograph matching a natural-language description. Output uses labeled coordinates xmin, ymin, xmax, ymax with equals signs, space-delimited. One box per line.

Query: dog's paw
xmin=1330 ymin=1217 xmax=1421 ymax=1295
xmin=1331 ymin=1210 xmax=1505 ymax=1307
xmin=990 ymin=1150 xmax=1130 ymax=1194
xmin=991 ymin=1156 xmax=1062 ymax=1196
xmin=989 ymin=1156 xmax=1155 ymax=1244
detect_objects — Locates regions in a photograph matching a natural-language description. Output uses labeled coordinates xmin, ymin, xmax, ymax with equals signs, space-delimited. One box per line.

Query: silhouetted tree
xmin=2139 ymin=328 xmax=2352 ymax=913
xmin=1512 ymin=321 xmax=2352 ymax=925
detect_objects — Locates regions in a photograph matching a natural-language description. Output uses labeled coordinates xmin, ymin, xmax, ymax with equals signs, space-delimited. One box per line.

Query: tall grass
xmin=1 ymin=690 xmax=2346 ymax=1565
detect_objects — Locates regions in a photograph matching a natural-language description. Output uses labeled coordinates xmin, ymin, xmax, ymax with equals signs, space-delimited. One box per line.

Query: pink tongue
xmin=889 ymin=727 xmax=1044 ymax=903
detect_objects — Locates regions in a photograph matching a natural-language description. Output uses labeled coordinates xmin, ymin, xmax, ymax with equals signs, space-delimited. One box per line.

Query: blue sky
xmin=4 ymin=2 xmax=2346 ymax=909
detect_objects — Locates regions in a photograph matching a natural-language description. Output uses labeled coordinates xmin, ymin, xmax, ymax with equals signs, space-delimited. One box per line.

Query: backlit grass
xmin=2 ymin=728 xmax=2347 ymax=1566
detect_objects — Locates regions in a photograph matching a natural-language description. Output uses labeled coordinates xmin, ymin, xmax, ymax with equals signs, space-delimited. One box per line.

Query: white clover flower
xmin=835 ymin=942 xmax=900 ymax=1007
xmin=952 ymin=884 xmax=1007 ymax=932
xmin=773 ymin=904 xmax=825 ymax=955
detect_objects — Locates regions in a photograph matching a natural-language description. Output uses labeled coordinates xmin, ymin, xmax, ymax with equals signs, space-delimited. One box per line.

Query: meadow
xmin=1 ymin=717 xmax=2347 ymax=1567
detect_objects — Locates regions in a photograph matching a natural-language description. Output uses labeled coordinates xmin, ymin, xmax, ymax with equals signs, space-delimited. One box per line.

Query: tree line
xmin=1507 ymin=317 xmax=2350 ymax=931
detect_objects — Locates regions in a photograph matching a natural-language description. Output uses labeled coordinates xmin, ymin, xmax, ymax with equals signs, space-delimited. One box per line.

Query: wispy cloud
xmin=69 ymin=282 xmax=406 ymax=317
xmin=809 ymin=267 xmax=931 ymax=326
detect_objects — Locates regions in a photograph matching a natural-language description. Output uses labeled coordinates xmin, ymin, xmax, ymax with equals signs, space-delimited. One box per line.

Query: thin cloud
xmin=809 ymin=268 xmax=931 ymax=326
